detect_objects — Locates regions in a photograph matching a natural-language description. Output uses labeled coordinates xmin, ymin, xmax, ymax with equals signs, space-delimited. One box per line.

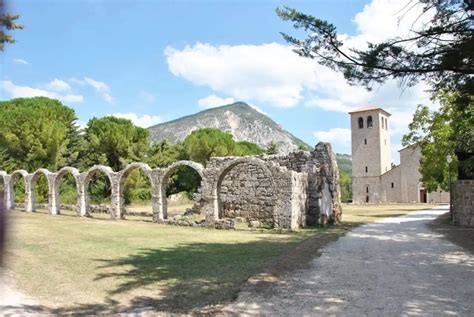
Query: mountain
xmin=148 ymin=102 xmax=311 ymax=153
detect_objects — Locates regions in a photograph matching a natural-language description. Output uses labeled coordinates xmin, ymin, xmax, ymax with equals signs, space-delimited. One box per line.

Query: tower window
xmin=384 ymin=139 xmax=387 ymax=145
xmin=366 ymin=186 xmax=369 ymax=193
xmin=381 ymin=117 xmax=384 ymax=128
xmin=367 ymin=116 xmax=373 ymax=128
xmin=365 ymin=166 xmax=368 ymax=173
xmin=358 ymin=117 xmax=364 ymax=129
xmin=385 ymin=118 xmax=388 ymax=130
xmin=364 ymin=138 xmax=367 ymax=145
xmin=391 ymin=182 xmax=394 ymax=188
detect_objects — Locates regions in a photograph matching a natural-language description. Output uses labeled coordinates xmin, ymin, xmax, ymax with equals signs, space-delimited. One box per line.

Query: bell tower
xmin=349 ymin=106 xmax=391 ymax=203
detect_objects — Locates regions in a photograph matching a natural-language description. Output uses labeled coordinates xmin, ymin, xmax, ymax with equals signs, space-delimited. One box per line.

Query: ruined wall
xmin=0 ymin=142 xmax=342 ymax=230
xmin=452 ymin=180 xmax=474 ymax=227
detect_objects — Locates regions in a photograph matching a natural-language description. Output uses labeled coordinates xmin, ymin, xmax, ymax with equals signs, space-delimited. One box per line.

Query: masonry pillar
xmin=25 ymin=175 xmax=35 ymax=212
xmin=3 ymin=175 xmax=13 ymax=210
xmin=48 ymin=173 xmax=58 ymax=215
xmin=77 ymin=173 xmax=88 ymax=216
xmin=110 ymin=172 xmax=121 ymax=220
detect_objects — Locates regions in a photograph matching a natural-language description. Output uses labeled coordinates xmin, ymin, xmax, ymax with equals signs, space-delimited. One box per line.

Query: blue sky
xmin=1 ymin=0 xmax=434 ymax=159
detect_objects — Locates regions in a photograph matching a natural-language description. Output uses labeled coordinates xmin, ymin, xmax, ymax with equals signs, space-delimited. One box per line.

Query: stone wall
xmin=452 ymin=180 xmax=474 ymax=227
xmin=0 ymin=142 xmax=342 ymax=229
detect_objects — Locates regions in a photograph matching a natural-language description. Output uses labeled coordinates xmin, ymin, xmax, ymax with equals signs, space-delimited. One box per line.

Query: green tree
xmin=234 ymin=141 xmax=266 ymax=156
xmin=147 ymin=140 xmax=186 ymax=168
xmin=0 ymin=1 xmax=24 ymax=51
xmin=277 ymin=1 xmax=473 ymax=179
xmin=183 ymin=128 xmax=236 ymax=165
xmin=77 ymin=116 xmax=149 ymax=171
xmin=339 ymin=169 xmax=352 ymax=203
xmin=403 ymin=90 xmax=473 ymax=190
xmin=0 ymin=97 xmax=78 ymax=172
xmin=266 ymin=141 xmax=279 ymax=155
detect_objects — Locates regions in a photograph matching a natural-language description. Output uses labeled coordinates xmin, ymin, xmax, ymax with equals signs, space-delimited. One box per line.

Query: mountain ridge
xmin=148 ymin=102 xmax=311 ymax=153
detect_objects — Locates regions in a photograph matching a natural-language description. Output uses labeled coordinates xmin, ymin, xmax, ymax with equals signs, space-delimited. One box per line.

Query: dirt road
xmin=225 ymin=206 xmax=474 ymax=316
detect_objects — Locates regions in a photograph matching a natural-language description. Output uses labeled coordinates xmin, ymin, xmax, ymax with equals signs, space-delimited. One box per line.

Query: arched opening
xmin=84 ymin=167 xmax=113 ymax=218
xmin=11 ymin=171 xmax=27 ymax=210
xmin=385 ymin=118 xmax=388 ymax=130
xmin=216 ymin=158 xmax=276 ymax=228
xmin=367 ymin=115 xmax=373 ymax=128
xmin=31 ymin=170 xmax=50 ymax=213
xmin=161 ymin=163 xmax=204 ymax=223
xmin=0 ymin=175 xmax=5 ymax=204
xmin=358 ymin=117 xmax=364 ymax=129
xmin=381 ymin=117 xmax=384 ymax=128
xmin=119 ymin=163 xmax=154 ymax=220
xmin=55 ymin=167 xmax=80 ymax=215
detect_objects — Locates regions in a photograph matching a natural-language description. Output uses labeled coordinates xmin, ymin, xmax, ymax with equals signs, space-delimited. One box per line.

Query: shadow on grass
xmin=2 ymin=239 xmax=301 ymax=315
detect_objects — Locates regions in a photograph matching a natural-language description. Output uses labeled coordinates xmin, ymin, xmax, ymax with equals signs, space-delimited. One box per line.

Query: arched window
xmin=381 ymin=117 xmax=384 ymax=128
xmin=358 ymin=117 xmax=364 ymax=129
xmin=385 ymin=118 xmax=388 ymax=130
xmin=365 ymin=166 xmax=368 ymax=173
xmin=391 ymin=182 xmax=394 ymax=188
xmin=364 ymin=138 xmax=367 ymax=145
xmin=366 ymin=186 xmax=369 ymax=193
xmin=367 ymin=116 xmax=373 ymax=128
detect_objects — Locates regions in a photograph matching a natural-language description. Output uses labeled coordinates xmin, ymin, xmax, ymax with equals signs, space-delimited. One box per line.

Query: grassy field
xmin=4 ymin=209 xmax=323 ymax=313
xmin=4 ymin=203 xmax=437 ymax=313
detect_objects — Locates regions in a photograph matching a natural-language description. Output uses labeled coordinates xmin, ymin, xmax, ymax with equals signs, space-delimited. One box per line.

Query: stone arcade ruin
xmin=0 ymin=142 xmax=342 ymax=229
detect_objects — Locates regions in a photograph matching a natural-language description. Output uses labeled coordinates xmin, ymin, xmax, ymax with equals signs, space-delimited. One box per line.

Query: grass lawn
xmin=4 ymin=208 xmax=323 ymax=314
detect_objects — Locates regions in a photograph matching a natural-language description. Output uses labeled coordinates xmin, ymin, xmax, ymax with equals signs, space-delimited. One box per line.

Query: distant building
xmin=349 ymin=106 xmax=449 ymax=204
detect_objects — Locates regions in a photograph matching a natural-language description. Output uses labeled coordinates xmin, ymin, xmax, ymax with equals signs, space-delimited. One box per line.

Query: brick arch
xmin=53 ymin=167 xmax=81 ymax=215
xmin=29 ymin=168 xmax=52 ymax=212
xmin=118 ymin=162 xmax=155 ymax=217
xmin=214 ymin=157 xmax=277 ymax=223
xmin=10 ymin=169 xmax=29 ymax=210
xmin=30 ymin=168 xmax=51 ymax=188
xmin=83 ymin=165 xmax=114 ymax=190
xmin=159 ymin=160 xmax=206 ymax=219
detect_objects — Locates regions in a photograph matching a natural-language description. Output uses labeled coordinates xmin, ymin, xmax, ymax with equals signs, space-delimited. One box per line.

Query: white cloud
xmin=83 ymin=77 xmax=114 ymax=103
xmin=313 ymin=128 xmax=352 ymax=152
xmin=69 ymin=77 xmax=86 ymax=85
xmin=166 ymin=42 xmax=322 ymax=108
xmin=198 ymin=94 xmax=235 ymax=109
xmin=46 ymin=78 xmax=72 ymax=92
xmin=0 ymin=80 xmax=83 ymax=103
xmin=111 ymin=112 xmax=163 ymax=128
xmin=13 ymin=58 xmax=28 ymax=65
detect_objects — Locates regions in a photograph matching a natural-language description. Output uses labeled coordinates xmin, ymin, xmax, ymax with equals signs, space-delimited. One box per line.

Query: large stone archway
xmin=83 ymin=165 xmax=118 ymax=218
xmin=158 ymin=160 xmax=207 ymax=221
xmin=53 ymin=166 xmax=81 ymax=215
xmin=118 ymin=162 xmax=155 ymax=218
xmin=9 ymin=169 xmax=29 ymax=211
xmin=214 ymin=157 xmax=278 ymax=227
xmin=28 ymin=168 xmax=51 ymax=213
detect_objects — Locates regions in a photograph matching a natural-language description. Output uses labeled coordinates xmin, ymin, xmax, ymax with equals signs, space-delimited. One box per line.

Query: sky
xmin=1 ymin=0 xmax=436 ymax=161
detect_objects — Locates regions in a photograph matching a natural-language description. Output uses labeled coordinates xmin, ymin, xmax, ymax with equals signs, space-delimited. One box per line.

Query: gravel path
xmin=225 ymin=206 xmax=474 ymax=316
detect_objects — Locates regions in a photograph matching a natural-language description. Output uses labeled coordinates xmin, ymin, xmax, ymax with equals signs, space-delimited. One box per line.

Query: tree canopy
xmin=77 ymin=116 xmax=150 ymax=171
xmin=0 ymin=97 xmax=77 ymax=172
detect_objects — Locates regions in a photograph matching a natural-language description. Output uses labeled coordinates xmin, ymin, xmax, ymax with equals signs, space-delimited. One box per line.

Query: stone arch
xmin=83 ymin=165 xmax=116 ymax=218
xmin=118 ymin=162 xmax=155 ymax=217
xmin=159 ymin=161 xmax=206 ymax=220
xmin=29 ymin=168 xmax=51 ymax=212
xmin=10 ymin=169 xmax=28 ymax=210
xmin=0 ymin=171 xmax=6 ymax=209
xmin=53 ymin=166 xmax=81 ymax=215
xmin=214 ymin=157 xmax=277 ymax=225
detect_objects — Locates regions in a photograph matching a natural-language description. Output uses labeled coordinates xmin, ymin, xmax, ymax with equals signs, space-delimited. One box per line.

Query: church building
xmin=349 ymin=106 xmax=449 ymax=204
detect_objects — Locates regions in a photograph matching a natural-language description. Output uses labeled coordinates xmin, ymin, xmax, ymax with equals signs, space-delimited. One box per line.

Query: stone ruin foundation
xmin=0 ymin=142 xmax=342 ymax=230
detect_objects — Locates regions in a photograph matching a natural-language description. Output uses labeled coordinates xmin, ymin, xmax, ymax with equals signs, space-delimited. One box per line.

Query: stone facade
xmin=350 ymin=106 xmax=449 ymax=204
xmin=452 ymin=180 xmax=474 ymax=227
xmin=0 ymin=142 xmax=342 ymax=230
